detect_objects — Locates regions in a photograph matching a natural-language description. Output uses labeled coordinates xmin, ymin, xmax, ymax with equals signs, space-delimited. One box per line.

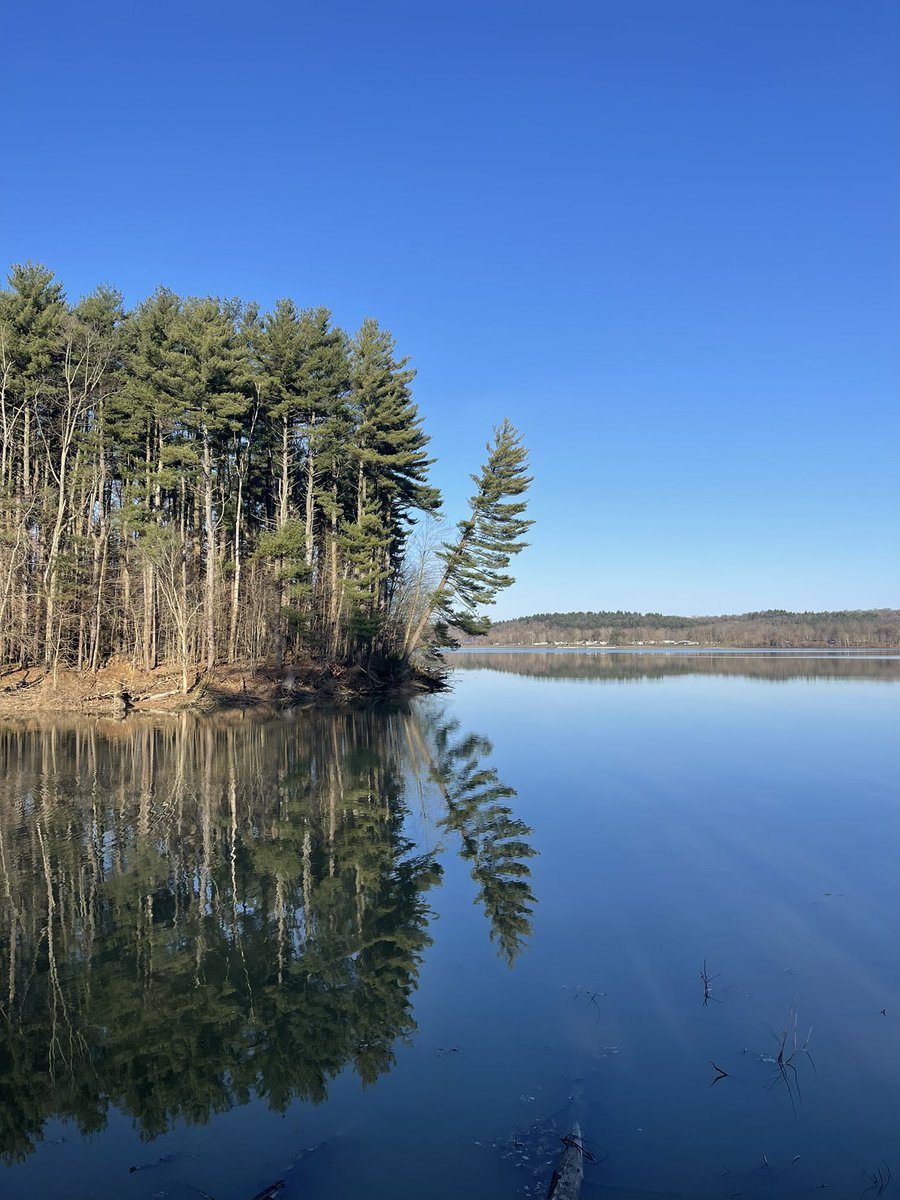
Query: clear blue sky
xmin=3 ymin=0 xmax=898 ymax=617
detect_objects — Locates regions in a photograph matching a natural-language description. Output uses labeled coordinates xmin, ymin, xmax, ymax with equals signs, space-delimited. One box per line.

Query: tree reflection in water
xmin=413 ymin=715 xmax=537 ymax=966
xmin=0 ymin=704 xmax=536 ymax=1162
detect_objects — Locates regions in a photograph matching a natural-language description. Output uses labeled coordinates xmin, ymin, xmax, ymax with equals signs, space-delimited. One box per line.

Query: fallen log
xmin=546 ymin=1123 xmax=584 ymax=1200
xmin=133 ymin=687 xmax=182 ymax=702
xmin=250 ymin=1183 xmax=285 ymax=1200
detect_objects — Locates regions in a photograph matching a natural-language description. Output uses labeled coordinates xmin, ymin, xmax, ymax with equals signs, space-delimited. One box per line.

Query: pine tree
xmin=256 ymin=298 xmax=306 ymax=531
xmin=116 ymin=288 xmax=185 ymax=669
xmin=404 ymin=418 xmax=533 ymax=654
xmin=294 ymin=308 xmax=351 ymax=654
xmin=256 ymin=303 xmax=351 ymax=659
xmin=0 ymin=265 xmax=67 ymax=665
xmin=344 ymin=319 xmax=441 ymax=652
xmin=172 ymin=297 xmax=248 ymax=669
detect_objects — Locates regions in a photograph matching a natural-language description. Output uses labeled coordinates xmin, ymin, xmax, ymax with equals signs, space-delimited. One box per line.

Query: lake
xmin=1 ymin=650 xmax=898 ymax=1199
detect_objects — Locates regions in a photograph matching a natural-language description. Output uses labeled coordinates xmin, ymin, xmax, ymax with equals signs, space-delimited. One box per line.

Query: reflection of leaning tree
xmin=0 ymin=705 xmax=536 ymax=1162
xmin=411 ymin=714 xmax=538 ymax=965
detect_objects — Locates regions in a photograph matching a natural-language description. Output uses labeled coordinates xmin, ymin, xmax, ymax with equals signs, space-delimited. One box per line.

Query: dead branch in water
xmin=701 ymin=959 xmax=721 ymax=1006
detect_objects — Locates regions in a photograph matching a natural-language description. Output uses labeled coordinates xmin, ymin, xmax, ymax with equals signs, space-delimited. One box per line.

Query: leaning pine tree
xmin=403 ymin=418 xmax=533 ymax=658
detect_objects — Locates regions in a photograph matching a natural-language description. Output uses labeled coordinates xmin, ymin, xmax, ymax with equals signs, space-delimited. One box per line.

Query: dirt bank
xmin=0 ymin=658 xmax=444 ymax=719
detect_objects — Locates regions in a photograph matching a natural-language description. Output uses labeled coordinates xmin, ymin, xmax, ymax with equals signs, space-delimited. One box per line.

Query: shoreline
xmin=0 ymin=659 xmax=446 ymax=720
xmin=4 ymin=642 xmax=894 ymax=720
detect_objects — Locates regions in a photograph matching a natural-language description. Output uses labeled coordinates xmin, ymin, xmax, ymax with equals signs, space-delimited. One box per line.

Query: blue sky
xmin=3 ymin=0 xmax=897 ymax=617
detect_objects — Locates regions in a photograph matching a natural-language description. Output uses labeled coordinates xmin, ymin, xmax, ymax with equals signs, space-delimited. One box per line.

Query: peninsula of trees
xmin=475 ymin=609 xmax=900 ymax=649
xmin=0 ymin=263 xmax=532 ymax=696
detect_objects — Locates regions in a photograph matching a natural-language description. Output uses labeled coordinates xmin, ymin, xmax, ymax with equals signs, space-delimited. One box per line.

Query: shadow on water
xmin=0 ymin=704 xmax=536 ymax=1164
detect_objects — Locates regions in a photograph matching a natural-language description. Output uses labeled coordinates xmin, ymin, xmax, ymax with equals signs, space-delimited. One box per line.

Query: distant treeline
xmin=474 ymin=609 xmax=900 ymax=648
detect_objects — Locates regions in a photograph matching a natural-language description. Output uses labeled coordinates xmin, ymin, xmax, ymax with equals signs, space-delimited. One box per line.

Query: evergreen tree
xmin=343 ymin=318 xmax=441 ymax=652
xmin=404 ymin=417 xmax=533 ymax=652
xmin=0 ymin=264 xmax=66 ymax=665
xmin=172 ymin=296 xmax=248 ymax=668
xmin=255 ymin=298 xmax=307 ymax=531
xmin=116 ymin=288 xmax=186 ymax=670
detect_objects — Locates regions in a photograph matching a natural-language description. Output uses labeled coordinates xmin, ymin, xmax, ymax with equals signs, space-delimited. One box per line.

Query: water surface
xmin=1 ymin=652 xmax=897 ymax=1198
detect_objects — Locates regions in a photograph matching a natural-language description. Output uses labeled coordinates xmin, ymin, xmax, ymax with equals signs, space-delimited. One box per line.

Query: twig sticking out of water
xmin=560 ymin=1133 xmax=599 ymax=1164
xmin=701 ymin=959 xmax=721 ymax=1006
xmin=860 ymin=1162 xmax=892 ymax=1199
xmin=766 ymin=1009 xmax=815 ymax=1118
xmin=570 ymin=985 xmax=607 ymax=1017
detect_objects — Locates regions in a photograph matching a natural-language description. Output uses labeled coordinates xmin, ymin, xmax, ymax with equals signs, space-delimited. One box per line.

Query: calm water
xmin=1 ymin=652 xmax=898 ymax=1199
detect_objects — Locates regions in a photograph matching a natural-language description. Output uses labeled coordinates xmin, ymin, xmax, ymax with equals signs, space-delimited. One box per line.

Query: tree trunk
xmin=228 ymin=468 xmax=243 ymax=663
xmin=279 ymin=417 xmax=290 ymax=528
xmin=304 ymin=415 xmax=316 ymax=568
xmin=202 ymin=428 xmax=216 ymax=671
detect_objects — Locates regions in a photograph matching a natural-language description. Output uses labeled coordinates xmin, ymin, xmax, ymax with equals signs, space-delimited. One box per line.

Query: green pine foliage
xmin=405 ymin=418 xmax=534 ymax=650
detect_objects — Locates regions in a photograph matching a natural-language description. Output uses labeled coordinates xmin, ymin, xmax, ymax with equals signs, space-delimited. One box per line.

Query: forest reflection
xmin=0 ymin=703 xmax=536 ymax=1162
xmin=451 ymin=649 xmax=900 ymax=683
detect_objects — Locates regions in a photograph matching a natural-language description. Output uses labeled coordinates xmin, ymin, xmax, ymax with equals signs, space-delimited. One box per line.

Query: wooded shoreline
xmin=0 ymin=263 xmax=532 ymax=686
xmin=477 ymin=607 xmax=900 ymax=649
